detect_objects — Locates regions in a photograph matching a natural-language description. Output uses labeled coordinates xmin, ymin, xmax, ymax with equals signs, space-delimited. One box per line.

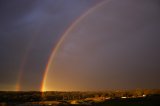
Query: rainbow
xmin=16 ymin=30 xmax=41 ymax=91
xmin=41 ymin=0 xmax=112 ymax=91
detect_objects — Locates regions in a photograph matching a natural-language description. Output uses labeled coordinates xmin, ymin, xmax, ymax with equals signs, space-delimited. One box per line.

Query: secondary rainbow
xmin=41 ymin=0 xmax=112 ymax=91
xmin=16 ymin=30 xmax=40 ymax=91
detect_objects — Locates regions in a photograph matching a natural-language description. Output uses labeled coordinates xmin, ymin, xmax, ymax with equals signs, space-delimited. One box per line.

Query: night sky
xmin=0 ymin=0 xmax=160 ymax=91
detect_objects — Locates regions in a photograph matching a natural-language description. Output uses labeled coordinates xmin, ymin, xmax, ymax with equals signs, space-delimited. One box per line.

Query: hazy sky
xmin=0 ymin=0 xmax=160 ymax=91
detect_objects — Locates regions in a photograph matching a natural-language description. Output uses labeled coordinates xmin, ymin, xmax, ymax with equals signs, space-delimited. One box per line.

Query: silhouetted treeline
xmin=0 ymin=91 xmax=42 ymax=102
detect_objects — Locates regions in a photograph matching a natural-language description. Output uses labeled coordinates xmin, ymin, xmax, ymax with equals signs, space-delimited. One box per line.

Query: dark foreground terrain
xmin=93 ymin=96 xmax=160 ymax=106
xmin=0 ymin=90 xmax=160 ymax=106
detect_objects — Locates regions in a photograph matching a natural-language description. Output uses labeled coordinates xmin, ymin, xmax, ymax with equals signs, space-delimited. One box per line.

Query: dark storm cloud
xmin=0 ymin=0 xmax=100 ymax=90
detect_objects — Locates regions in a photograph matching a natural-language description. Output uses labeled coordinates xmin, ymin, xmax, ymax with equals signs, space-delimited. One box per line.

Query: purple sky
xmin=0 ymin=0 xmax=160 ymax=91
